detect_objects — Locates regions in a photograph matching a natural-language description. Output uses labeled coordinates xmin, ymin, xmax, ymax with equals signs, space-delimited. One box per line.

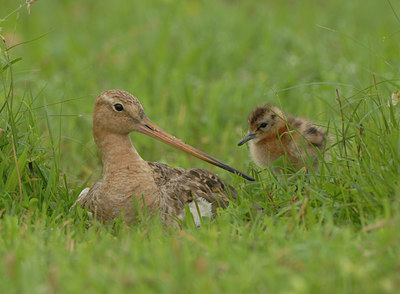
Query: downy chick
xmin=238 ymin=104 xmax=328 ymax=171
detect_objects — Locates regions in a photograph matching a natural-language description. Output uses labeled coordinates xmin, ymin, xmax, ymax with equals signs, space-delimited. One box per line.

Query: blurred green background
xmin=1 ymin=1 xmax=400 ymax=293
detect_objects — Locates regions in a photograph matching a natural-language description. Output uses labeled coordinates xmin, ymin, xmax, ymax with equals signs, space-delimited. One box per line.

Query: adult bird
xmin=74 ymin=90 xmax=254 ymax=226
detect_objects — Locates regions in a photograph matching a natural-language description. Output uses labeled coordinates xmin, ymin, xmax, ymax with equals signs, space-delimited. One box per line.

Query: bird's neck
xmin=93 ymin=129 xmax=145 ymax=176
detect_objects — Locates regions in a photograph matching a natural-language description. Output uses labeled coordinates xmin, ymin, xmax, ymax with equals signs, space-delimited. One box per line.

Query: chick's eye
xmin=114 ymin=103 xmax=124 ymax=111
xmin=259 ymin=122 xmax=268 ymax=128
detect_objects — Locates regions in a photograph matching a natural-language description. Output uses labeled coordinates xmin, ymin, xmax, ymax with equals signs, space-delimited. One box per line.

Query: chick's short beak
xmin=238 ymin=132 xmax=256 ymax=146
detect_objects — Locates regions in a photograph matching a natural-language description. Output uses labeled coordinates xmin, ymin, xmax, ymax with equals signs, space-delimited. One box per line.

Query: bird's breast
xmin=249 ymin=139 xmax=285 ymax=168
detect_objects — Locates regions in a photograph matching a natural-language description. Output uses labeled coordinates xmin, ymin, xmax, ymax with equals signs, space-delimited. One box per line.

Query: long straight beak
xmin=136 ymin=116 xmax=255 ymax=181
xmin=237 ymin=132 xmax=256 ymax=146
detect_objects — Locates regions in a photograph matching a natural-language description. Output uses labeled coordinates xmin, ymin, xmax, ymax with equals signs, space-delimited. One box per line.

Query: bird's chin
xmin=250 ymin=137 xmax=261 ymax=144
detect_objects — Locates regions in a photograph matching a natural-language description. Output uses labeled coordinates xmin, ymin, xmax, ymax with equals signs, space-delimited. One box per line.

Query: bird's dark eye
xmin=259 ymin=122 xmax=268 ymax=128
xmin=114 ymin=103 xmax=124 ymax=111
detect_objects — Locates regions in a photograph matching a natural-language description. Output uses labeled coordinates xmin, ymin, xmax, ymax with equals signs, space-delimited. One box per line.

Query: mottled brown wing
xmin=288 ymin=116 xmax=327 ymax=150
xmin=147 ymin=161 xmax=236 ymax=209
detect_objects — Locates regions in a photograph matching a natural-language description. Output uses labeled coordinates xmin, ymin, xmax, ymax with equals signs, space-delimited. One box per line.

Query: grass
xmin=0 ymin=0 xmax=400 ymax=292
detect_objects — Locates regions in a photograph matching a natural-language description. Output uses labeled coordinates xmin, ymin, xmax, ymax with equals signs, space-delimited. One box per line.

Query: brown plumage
xmin=74 ymin=90 xmax=253 ymax=226
xmin=238 ymin=104 xmax=328 ymax=171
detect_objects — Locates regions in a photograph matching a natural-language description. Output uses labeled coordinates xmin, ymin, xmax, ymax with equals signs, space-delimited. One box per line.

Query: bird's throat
xmin=94 ymin=130 xmax=144 ymax=176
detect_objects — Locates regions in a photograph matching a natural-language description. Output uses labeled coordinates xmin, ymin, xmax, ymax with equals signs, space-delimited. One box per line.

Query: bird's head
xmin=238 ymin=104 xmax=285 ymax=146
xmin=94 ymin=89 xmax=149 ymax=135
